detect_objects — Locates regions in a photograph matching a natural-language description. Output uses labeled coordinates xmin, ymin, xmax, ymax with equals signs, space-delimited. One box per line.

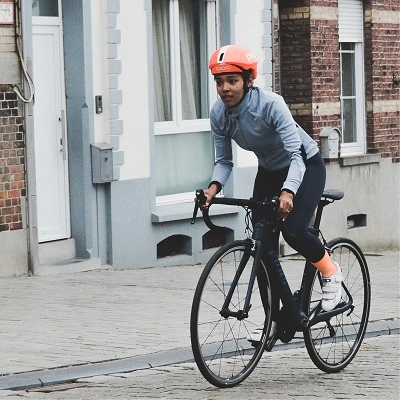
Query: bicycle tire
xmin=303 ymin=237 xmax=371 ymax=373
xmin=190 ymin=240 xmax=273 ymax=388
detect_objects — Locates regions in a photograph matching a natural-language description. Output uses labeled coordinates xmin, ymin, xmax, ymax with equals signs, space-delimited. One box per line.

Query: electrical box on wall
xmin=0 ymin=2 xmax=14 ymax=25
xmin=320 ymin=127 xmax=341 ymax=159
xmin=91 ymin=143 xmax=114 ymax=183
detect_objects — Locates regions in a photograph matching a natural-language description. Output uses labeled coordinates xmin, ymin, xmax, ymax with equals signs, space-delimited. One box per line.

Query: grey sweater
xmin=210 ymin=87 xmax=319 ymax=195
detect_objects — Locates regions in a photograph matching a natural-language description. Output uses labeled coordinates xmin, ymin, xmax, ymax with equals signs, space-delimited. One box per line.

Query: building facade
xmin=0 ymin=0 xmax=398 ymax=277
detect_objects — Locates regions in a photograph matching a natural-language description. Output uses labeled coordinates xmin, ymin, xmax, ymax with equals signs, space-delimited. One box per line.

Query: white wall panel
xmin=118 ymin=0 xmax=151 ymax=180
xmin=91 ymin=0 xmax=109 ymax=143
xmin=233 ymin=0 xmax=264 ymax=169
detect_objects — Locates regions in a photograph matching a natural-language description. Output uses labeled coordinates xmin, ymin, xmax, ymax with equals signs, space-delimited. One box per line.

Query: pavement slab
xmin=0 ymin=251 xmax=398 ymax=391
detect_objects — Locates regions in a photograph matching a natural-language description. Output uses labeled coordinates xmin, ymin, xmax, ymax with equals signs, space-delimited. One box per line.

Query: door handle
xmin=60 ymin=110 xmax=67 ymax=160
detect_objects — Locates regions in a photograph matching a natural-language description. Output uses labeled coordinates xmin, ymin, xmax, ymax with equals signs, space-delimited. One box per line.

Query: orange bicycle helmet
xmin=209 ymin=45 xmax=258 ymax=78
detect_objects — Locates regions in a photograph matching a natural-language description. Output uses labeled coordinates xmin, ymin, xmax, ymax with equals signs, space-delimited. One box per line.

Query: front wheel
xmin=304 ymin=238 xmax=371 ymax=373
xmin=190 ymin=240 xmax=274 ymax=388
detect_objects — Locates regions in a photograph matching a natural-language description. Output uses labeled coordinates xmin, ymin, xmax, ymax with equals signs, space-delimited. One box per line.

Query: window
xmin=32 ymin=0 xmax=59 ymax=17
xmin=153 ymin=0 xmax=220 ymax=204
xmin=338 ymin=0 xmax=366 ymax=155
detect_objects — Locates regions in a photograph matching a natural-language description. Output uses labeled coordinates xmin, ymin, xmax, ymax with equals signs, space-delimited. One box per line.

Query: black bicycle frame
xmin=219 ymin=210 xmax=354 ymax=332
xmin=218 ymin=215 xmax=308 ymax=329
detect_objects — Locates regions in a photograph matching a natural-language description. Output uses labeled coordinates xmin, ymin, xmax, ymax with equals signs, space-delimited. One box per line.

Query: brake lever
xmin=271 ymin=196 xmax=280 ymax=210
xmin=191 ymin=189 xmax=206 ymax=224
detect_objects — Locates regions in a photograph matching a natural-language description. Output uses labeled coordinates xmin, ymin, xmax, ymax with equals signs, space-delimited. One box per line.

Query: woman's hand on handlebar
xmin=201 ymin=184 xmax=219 ymax=209
xmin=278 ymin=190 xmax=293 ymax=221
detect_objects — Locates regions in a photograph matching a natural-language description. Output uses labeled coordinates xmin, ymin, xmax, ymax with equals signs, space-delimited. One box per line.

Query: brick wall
xmin=278 ymin=1 xmax=314 ymax=137
xmin=275 ymin=0 xmax=399 ymax=162
xmin=364 ymin=0 xmax=400 ymax=162
xmin=0 ymin=17 xmax=16 ymax=53
xmin=0 ymin=1 xmax=25 ymax=233
xmin=0 ymin=86 xmax=24 ymax=232
xmin=277 ymin=0 xmax=341 ymax=142
xmin=273 ymin=0 xmax=280 ymax=93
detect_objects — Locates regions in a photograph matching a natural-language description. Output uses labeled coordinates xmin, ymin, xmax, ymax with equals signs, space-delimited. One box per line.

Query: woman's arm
xmin=210 ymin=115 xmax=234 ymax=187
xmin=267 ymin=96 xmax=307 ymax=195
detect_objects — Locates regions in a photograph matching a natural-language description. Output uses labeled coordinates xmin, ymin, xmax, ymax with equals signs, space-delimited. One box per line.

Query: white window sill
xmin=339 ymin=153 xmax=381 ymax=167
xmin=151 ymin=202 xmax=239 ymax=223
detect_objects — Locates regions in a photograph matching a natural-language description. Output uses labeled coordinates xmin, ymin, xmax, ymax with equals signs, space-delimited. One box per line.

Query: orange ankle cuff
xmin=312 ymin=251 xmax=337 ymax=276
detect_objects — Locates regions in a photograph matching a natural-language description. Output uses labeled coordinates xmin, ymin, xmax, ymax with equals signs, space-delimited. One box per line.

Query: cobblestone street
xmin=2 ymin=334 xmax=399 ymax=399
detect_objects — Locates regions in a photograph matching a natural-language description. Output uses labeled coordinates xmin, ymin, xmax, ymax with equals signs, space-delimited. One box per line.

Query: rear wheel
xmin=190 ymin=240 xmax=273 ymax=387
xmin=304 ymin=238 xmax=371 ymax=372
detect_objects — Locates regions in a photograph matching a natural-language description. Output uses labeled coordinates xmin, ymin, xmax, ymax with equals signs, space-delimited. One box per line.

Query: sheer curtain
xmin=153 ymin=0 xmax=199 ymax=122
xmin=153 ymin=0 xmax=171 ymax=122
xmin=179 ymin=0 xmax=199 ymax=120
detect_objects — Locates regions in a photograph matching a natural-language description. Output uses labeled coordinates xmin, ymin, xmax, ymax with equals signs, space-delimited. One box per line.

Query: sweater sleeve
xmin=210 ymin=113 xmax=233 ymax=187
xmin=267 ymin=96 xmax=306 ymax=195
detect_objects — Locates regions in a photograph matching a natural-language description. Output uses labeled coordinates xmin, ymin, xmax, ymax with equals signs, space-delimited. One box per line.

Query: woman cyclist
xmin=202 ymin=44 xmax=343 ymax=314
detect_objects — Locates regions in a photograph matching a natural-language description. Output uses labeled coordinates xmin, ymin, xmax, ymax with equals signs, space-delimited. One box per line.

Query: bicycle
xmin=190 ymin=189 xmax=371 ymax=388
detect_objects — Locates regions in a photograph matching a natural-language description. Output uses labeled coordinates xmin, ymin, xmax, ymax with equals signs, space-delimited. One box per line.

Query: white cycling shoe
xmin=247 ymin=321 xmax=277 ymax=343
xmin=321 ymin=262 xmax=343 ymax=311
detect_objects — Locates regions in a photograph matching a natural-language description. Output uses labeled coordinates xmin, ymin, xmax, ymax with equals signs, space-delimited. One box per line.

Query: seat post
xmin=313 ymin=200 xmax=328 ymax=230
xmin=311 ymin=189 xmax=344 ymax=231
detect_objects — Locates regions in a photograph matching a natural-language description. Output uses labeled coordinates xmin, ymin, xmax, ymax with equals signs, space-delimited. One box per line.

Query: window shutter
xmin=338 ymin=0 xmax=363 ymax=42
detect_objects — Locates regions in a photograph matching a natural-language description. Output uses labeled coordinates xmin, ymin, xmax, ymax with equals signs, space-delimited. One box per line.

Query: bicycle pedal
xmin=249 ymin=340 xmax=260 ymax=348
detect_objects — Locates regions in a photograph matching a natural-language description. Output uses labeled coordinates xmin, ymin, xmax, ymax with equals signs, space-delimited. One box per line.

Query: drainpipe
xmin=14 ymin=0 xmax=39 ymax=274
xmin=24 ymin=93 xmax=40 ymax=274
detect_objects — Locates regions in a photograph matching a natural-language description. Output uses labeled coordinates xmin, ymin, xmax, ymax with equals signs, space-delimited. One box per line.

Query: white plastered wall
xmin=91 ymin=0 xmax=109 ymax=143
xmin=232 ymin=0 xmax=265 ymax=169
xmin=117 ymin=0 xmax=151 ymax=181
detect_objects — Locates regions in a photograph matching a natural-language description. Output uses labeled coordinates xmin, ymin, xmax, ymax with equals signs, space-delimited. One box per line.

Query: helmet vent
xmin=218 ymin=52 xmax=225 ymax=62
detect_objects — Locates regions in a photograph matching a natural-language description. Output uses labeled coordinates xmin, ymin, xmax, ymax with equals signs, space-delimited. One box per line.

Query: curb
xmin=0 ymin=319 xmax=398 ymax=391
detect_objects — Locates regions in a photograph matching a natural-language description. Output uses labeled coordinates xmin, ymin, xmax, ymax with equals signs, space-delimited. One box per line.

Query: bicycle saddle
xmin=322 ymin=189 xmax=344 ymax=201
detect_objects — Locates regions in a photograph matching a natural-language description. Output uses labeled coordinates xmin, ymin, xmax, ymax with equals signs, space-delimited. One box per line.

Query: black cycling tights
xmin=252 ymin=152 xmax=326 ymax=263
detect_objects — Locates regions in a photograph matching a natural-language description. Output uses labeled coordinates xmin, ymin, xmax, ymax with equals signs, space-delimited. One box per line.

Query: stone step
xmin=38 ymin=239 xmax=76 ymax=264
xmin=34 ymin=257 xmax=102 ymax=276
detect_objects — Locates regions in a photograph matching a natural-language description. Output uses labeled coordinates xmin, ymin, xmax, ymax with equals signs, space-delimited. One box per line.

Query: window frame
xmin=339 ymin=41 xmax=366 ymax=155
xmin=153 ymin=0 xmax=220 ymax=205
xmin=338 ymin=0 xmax=366 ymax=156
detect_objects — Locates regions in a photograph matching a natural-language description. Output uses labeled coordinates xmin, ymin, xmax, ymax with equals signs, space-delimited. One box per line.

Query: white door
xmin=32 ymin=18 xmax=70 ymax=242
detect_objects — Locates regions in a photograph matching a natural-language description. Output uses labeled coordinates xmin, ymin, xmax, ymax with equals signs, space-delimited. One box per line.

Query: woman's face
xmin=214 ymin=73 xmax=248 ymax=108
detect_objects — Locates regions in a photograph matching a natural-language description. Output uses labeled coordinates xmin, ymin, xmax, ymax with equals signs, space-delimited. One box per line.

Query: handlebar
xmin=191 ymin=189 xmax=280 ymax=231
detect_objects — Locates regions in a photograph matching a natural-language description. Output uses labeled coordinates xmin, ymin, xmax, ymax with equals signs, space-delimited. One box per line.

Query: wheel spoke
xmin=304 ymin=239 xmax=370 ymax=372
xmin=190 ymin=241 xmax=273 ymax=387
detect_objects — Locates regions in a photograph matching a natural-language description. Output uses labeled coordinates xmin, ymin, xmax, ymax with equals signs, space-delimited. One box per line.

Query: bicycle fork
xmin=218 ymin=212 xmax=279 ymax=322
xmin=219 ymin=240 xmax=256 ymax=320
